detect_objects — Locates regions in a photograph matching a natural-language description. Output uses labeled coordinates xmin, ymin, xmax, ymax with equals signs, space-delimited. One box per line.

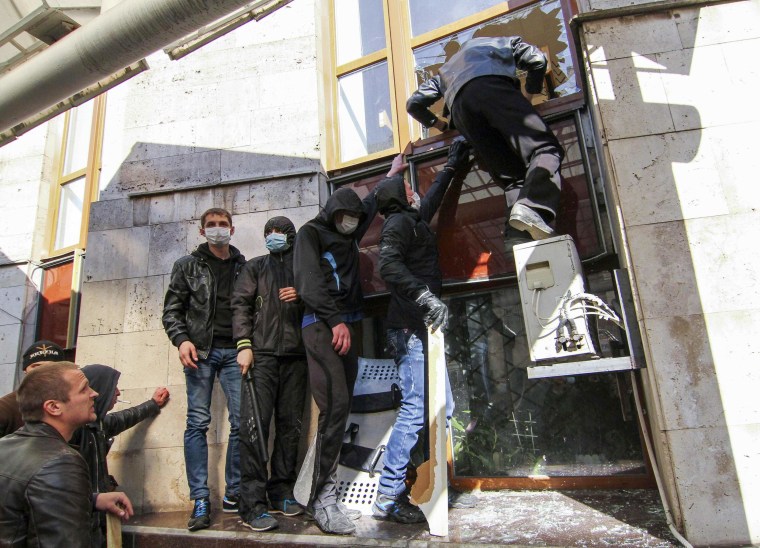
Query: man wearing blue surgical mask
xmin=231 ymin=216 xmax=307 ymax=532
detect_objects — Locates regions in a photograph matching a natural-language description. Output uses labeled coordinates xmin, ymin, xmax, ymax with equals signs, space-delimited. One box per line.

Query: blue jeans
xmin=184 ymin=347 xmax=241 ymax=500
xmin=378 ymin=329 xmax=453 ymax=497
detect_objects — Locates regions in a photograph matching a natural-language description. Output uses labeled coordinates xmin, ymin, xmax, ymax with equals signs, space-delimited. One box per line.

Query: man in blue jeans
xmin=163 ymin=207 xmax=246 ymax=531
xmin=372 ymin=141 xmax=471 ymax=523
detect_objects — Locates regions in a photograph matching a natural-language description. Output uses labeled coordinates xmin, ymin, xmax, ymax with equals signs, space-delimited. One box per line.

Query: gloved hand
xmin=415 ymin=289 xmax=449 ymax=333
xmin=444 ymin=137 xmax=471 ymax=172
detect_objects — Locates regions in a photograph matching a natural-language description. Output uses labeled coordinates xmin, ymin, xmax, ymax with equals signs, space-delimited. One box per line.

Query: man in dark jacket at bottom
xmin=0 ymin=361 xmax=133 ymax=547
xmin=372 ymin=140 xmax=471 ymax=523
xmin=232 ymin=216 xmax=307 ymax=532
xmin=72 ymin=364 xmax=169 ymax=547
xmin=293 ymin=184 xmax=379 ymax=535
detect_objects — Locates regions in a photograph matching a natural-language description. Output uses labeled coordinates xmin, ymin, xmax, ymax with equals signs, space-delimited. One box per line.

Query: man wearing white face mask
xmin=231 ymin=216 xmax=307 ymax=532
xmin=293 ymin=185 xmax=379 ymax=535
xmin=163 ymin=207 xmax=246 ymax=531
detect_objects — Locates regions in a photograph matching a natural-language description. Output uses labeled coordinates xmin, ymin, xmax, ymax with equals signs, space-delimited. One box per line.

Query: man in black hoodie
xmin=371 ymin=140 xmax=471 ymax=523
xmin=163 ymin=207 xmax=246 ymax=531
xmin=293 ymin=185 xmax=379 ymax=535
xmin=73 ymin=364 xmax=169 ymax=547
xmin=231 ymin=216 xmax=307 ymax=532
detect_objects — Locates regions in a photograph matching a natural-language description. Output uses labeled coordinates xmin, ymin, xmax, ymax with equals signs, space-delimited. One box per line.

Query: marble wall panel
xmin=590 ymin=55 xmax=674 ymax=140
xmin=123 ymin=275 xmax=165 ymax=333
xmin=88 ymin=198 xmax=134 ymax=232
xmin=113 ymin=330 xmax=171 ymax=390
xmin=584 ymin=13 xmax=682 ymax=63
xmin=84 ymin=227 xmax=151 ymax=282
xmin=668 ymin=426 xmax=753 ymax=546
xmin=147 ymin=221 xmax=194 ymax=277
xmin=607 ymin=130 xmax=726 ymax=226
xmin=141 ymin=446 xmax=191 ymax=511
xmin=674 ymin=1 xmax=760 ymax=49
xmin=78 ymin=279 xmax=127 ymax=336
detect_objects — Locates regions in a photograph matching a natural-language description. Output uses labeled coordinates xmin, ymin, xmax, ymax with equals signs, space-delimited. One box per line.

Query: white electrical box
xmin=513 ymin=235 xmax=596 ymax=363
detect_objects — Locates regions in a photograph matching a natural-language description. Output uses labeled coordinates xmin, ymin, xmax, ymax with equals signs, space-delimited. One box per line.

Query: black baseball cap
xmin=21 ymin=340 xmax=65 ymax=370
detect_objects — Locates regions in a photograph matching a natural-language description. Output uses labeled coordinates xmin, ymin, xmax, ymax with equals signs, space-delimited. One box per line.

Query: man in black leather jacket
xmin=231 ymin=216 xmax=307 ymax=532
xmin=293 ymin=186 xmax=379 ymax=535
xmin=73 ymin=364 xmax=169 ymax=547
xmin=407 ymin=36 xmax=565 ymax=246
xmin=162 ymin=207 xmax=246 ymax=531
xmin=0 ymin=361 xmax=133 ymax=547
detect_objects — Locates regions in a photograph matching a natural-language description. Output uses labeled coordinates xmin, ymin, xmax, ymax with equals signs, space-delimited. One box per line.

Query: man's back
xmin=0 ymin=422 xmax=92 ymax=547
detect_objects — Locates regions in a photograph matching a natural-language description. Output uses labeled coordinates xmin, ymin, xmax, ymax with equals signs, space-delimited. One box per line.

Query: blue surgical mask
xmin=265 ymin=232 xmax=290 ymax=252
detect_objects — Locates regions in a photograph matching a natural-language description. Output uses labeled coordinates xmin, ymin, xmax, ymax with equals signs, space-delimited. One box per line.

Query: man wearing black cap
xmin=0 ymin=339 xmax=65 ymax=438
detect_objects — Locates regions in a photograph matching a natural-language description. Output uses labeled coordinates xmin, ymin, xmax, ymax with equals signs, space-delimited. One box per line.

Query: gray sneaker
xmin=508 ymin=203 xmax=555 ymax=240
xmin=310 ymin=504 xmax=356 ymax=535
xmin=242 ymin=510 xmax=278 ymax=532
xmin=337 ymin=502 xmax=361 ymax=521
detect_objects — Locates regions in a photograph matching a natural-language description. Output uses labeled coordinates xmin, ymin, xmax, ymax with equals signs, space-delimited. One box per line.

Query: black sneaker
xmin=187 ymin=497 xmax=211 ymax=531
xmin=372 ymin=493 xmax=426 ymax=524
xmin=222 ymin=494 xmax=239 ymax=513
xmin=242 ymin=510 xmax=278 ymax=532
xmin=269 ymin=498 xmax=304 ymax=517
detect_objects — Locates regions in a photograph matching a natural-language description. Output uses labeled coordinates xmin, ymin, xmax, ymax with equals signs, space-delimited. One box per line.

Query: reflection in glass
xmin=408 ymin=0 xmax=504 ymax=37
xmin=54 ymin=176 xmax=85 ymax=250
xmin=62 ymin=101 xmax=94 ymax=175
xmin=338 ymin=62 xmax=394 ymax=163
xmin=334 ymin=0 xmax=386 ymax=66
xmin=445 ymin=281 xmax=644 ymax=477
xmin=411 ymin=0 xmax=580 ymax=138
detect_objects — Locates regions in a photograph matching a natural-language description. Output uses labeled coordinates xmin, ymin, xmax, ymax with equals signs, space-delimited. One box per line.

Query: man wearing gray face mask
xmin=293 ymin=186 xmax=379 ymax=535
xmin=163 ymin=207 xmax=245 ymax=531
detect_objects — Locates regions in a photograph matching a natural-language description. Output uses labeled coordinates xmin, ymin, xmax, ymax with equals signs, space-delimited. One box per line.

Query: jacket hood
xmin=375 ymin=175 xmax=416 ymax=217
xmin=264 ymin=216 xmax=297 ymax=248
xmin=81 ymin=364 xmax=120 ymax=420
xmin=319 ymin=187 xmax=365 ymax=226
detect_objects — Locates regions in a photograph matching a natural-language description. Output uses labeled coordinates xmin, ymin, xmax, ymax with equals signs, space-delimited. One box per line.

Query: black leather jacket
xmin=163 ymin=244 xmax=246 ymax=359
xmin=232 ymin=217 xmax=305 ymax=356
xmin=0 ymin=422 xmax=94 ymax=547
xmin=407 ymin=36 xmax=547 ymax=127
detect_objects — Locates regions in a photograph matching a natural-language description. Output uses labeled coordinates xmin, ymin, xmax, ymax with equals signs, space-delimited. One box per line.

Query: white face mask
xmin=336 ymin=214 xmax=360 ymax=235
xmin=410 ymin=192 xmax=421 ymax=210
xmin=204 ymin=226 xmax=231 ymax=246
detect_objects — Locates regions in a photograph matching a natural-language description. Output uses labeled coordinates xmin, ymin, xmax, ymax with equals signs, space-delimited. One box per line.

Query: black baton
xmin=244 ymin=369 xmax=268 ymax=463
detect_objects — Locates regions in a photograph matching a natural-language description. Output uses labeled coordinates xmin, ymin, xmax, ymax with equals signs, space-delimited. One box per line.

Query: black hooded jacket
xmin=232 ymin=216 xmax=305 ymax=356
xmin=71 ymin=365 xmax=160 ymax=495
xmin=376 ymin=168 xmax=456 ymax=330
xmin=163 ymin=243 xmax=246 ymax=358
xmin=70 ymin=365 xmax=160 ymax=547
xmin=294 ymin=187 xmax=378 ymax=328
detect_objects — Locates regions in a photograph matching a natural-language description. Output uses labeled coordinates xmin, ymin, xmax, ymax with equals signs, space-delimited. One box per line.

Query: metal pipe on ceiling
xmin=0 ymin=0 xmax=257 ymax=135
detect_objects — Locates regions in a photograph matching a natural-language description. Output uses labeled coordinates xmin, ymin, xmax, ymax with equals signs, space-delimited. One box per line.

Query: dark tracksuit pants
xmin=301 ymin=321 xmax=359 ymax=510
xmin=239 ymin=354 xmax=307 ymax=521
xmin=450 ymin=76 xmax=565 ymax=221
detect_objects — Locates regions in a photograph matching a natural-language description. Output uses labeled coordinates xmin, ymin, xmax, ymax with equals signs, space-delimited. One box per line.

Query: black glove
xmin=415 ymin=289 xmax=449 ymax=333
xmin=444 ymin=137 xmax=471 ymax=171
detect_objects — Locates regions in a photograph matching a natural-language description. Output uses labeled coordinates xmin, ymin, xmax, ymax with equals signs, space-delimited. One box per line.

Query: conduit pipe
xmin=0 ymin=0 xmax=258 ymax=134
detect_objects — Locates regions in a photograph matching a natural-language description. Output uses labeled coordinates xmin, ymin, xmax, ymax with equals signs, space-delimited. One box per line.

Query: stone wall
xmin=578 ymin=0 xmax=760 ymax=544
xmin=74 ymin=1 xmax=323 ymax=512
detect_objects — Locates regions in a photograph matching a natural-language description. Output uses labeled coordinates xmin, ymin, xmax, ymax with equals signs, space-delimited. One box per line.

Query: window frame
xmin=46 ymin=95 xmax=106 ymax=258
xmin=323 ymin=0 xmax=585 ymax=171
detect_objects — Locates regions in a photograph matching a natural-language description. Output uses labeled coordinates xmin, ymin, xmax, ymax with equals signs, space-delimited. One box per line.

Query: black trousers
xmin=239 ymin=354 xmax=307 ymax=520
xmin=301 ymin=321 xmax=359 ymax=509
xmin=451 ymin=76 xmax=565 ymax=221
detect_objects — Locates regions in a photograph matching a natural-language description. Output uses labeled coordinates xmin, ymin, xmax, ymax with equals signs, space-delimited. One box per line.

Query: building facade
xmin=0 ymin=0 xmax=757 ymax=545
